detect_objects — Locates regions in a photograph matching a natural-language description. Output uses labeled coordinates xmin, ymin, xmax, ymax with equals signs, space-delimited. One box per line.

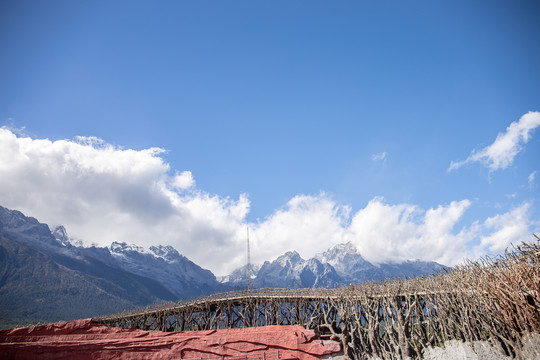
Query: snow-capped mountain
xmin=224 ymin=250 xmax=342 ymax=289
xmin=50 ymin=221 xmax=219 ymax=297
xmin=52 ymin=225 xmax=86 ymax=248
xmin=222 ymin=242 xmax=447 ymax=288
xmin=316 ymin=242 xmax=446 ymax=283
xmin=0 ymin=205 xmax=219 ymax=301
xmin=109 ymin=241 xmax=218 ymax=297
xmin=52 ymin=225 xmax=71 ymax=247
xmin=1 ymin=204 xmax=448 ymax=327
xmin=217 ymin=263 xmax=261 ymax=284
xmin=0 ymin=205 xmax=180 ymax=326
xmin=315 ymin=242 xmax=375 ymax=282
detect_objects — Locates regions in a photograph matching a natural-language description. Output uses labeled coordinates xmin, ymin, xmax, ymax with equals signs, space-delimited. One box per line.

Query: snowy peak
xmin=316 ymin=242 xmax=372 ymax=278
xmin=246 ymin=250 xmax=342 ymax=289
xmin=318 ymin=242 xmax=357 ymax=258
xmin=149 ymin=245 xmax=182 ymax=262
xmin=218 ymin=263 xmax=260 ymax=283
xmin=0 ymin=206 xmax=36 ymax=230
xmin=223 ymin=241 xmax=448 ymax=289
xmin=0 ymin=205 xmax=217 ymax=300
xmin=108 ymin=240 xmax=218 ymax=297
xmin=276 ymin=250 xmax=303 ymax=267
xmin=1 ymin=205 xmax=447 ymax=299
xmin=316 ymin=242 xmax=362 ymax=264
xmin=110 ymin=242 xmax=187 ymax=265
xmin=51 ymin=226 xmax=85 ymax=248
xmin=52 ymin=226 xmax=71 ymax=247
xmin=0 ymin=206 xmax=47 ymax=235
xmin=110 ymin=241 xmax=148 ymax=255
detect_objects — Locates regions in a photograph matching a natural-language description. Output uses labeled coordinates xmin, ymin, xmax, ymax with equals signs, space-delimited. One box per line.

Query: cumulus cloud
xmin=448 ymin=111 xmax=540 ymax=172
xmin=346 ymin=198 xmax=474 ymax=265
xmin=477 ymin=203 xmax=530 ymax=255
xmin=347 ymin=199 xmax=533 ymax=265
xmin=249 ymin=194 xmax=531 ymax=268
xmin=0 ymin=128 xmax=534 ymax=275
xmin=475 ymin=203 xmax=531 ymax=254
xmin=0 ymin=127 xmax=249 ymax=275
xmin=249 ymin=193 xmax=350 ymax=265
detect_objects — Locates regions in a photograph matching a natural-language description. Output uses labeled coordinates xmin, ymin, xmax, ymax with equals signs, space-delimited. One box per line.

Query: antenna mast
xmin=246 ymin=223 xmax=252 ymax=291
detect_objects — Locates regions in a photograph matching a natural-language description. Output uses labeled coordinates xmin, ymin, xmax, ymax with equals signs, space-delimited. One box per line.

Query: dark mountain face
xmin=0 ymin=207 xmax=60 ymax=251
xmin=0 ymin=235 xmax=163 ymax=329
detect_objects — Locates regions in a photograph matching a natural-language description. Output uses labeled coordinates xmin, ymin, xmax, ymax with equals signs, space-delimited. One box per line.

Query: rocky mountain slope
xmin=0 ymin=235 xmax=138 ymax=328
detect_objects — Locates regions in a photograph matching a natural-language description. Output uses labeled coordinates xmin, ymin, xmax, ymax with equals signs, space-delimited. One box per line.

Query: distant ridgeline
xmin=96 ymin=239 xmax=540 ymax=360
xmin=0 ymin=204 xmax=444 ymax=329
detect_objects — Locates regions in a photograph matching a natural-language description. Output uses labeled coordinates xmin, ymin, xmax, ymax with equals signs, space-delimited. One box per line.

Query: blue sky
xmin=1 ymin=1 xmax=539 ymax=275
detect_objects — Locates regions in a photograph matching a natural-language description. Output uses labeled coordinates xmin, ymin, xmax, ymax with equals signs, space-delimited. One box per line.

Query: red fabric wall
xmin=0 ymin=319 xmax=341 ymax=360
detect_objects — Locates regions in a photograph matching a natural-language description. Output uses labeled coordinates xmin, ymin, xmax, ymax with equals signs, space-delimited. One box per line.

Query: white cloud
xmin=172 ymin=171 xmax=195 ymax=190
xmin=475 ymin=203 xmax=531 ymax=254
xmin=448 ymin=111 xmax=540 ymax=172
xmin=346 ymin=198 xmax=473 ymax=265
xmin=249 ymin=195 xmax=531 ymax=268
xmin=529 ymin=170 xmax=538 ymax=189
xmin=0 ymin=127 xmax=249 ymax=275
xmin=0 ymin=128 xmax=534 ymax=275
xmin=249 ymin=193 xmax=350 ymax=265
xmin=371 ymin=151 xmax=387 ymax=162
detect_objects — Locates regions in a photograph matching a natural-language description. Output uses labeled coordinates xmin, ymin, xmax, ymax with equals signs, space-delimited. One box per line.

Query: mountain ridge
xmin=221 ymin=242 xmax=447 ymax=288
xmin=0 ymin=205 xmax=447 ymax=327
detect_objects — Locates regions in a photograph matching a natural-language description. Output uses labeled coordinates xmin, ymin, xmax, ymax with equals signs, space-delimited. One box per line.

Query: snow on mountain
xmin=0 ymin=206 xmax=183 ymax=326
xmin=316 ymin=242 xmax=447 ymax=282
xmin=315 ymin=242 xmax=373 ymax=279
xmin=51 ymin=225 xmax=69 ymax=246
xmin=301 ymin=258 xmax=342 ymax=288
xmin=2 ymin=205 xmax=447 ymax=300
xmin=51 ymin=225 xmax=85 ymax=247
xmin=1 ymin=205 xmax=221 ymax=300
xmin=149 ymin=245 xmax=181 ymax=262
xmin=110 ymin=241 xmax=151 ymax=256
xmin=109 ymin=241 xmax=218 ymax=297
xmin=224 ymin=242 xmax=448 ymax=288
xmin=217 ymin=263 xmax=261 ymax=284
xmin=238 ymin=251 xmax=342 ymax=289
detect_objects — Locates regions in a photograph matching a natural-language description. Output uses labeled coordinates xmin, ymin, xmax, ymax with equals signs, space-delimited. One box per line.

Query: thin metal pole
xmin=246 ymin=223 xmax=252 ymax=291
